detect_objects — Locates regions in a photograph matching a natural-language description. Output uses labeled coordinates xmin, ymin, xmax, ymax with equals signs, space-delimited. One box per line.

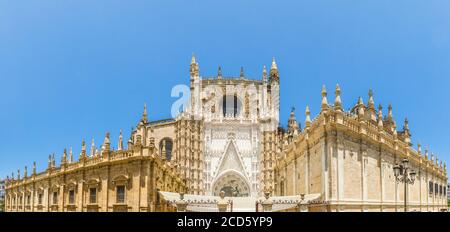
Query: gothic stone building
xmin=4 ymin=55 xmax=448 ymax=212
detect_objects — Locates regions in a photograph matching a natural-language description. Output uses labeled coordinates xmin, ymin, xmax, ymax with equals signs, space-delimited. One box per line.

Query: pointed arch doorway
xmin=212 ymin=170 xmax=251 ymax=197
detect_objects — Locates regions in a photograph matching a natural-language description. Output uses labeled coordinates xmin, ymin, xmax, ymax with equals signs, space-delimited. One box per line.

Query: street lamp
xmin=393 ymin=158 xmax=416 ymax=212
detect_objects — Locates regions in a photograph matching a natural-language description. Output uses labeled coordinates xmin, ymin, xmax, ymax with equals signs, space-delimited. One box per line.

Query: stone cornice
xmin=276 ymin=110 xmax=447 ymax=179
xmin=5 ymin=147 xmax=185 ymax=191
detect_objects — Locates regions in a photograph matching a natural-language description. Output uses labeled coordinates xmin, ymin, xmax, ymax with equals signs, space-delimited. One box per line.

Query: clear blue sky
xmin=1 ymin=0 xmax=449 ymax=178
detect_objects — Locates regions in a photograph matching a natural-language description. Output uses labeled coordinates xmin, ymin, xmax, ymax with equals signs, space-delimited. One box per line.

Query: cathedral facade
xmin=4 ymin=56 xmax=448 ymax=212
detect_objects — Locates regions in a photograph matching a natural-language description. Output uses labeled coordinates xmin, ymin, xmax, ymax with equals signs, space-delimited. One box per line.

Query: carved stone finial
xmin=321 ymin=85 xmax=328 ymax=112
xmin=305 ymin=105 xmax=312 ymax=128
xmin=262 ymin=65 xmax=267 ymax=82
xmin=217 ymin=66 xmax=222 ymax=79
xmin=334 ymin=84 xmax=342 ymax=111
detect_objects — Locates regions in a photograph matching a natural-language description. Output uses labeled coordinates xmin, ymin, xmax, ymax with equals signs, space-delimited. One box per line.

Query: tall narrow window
xmin=234 ymin=94 xmax=237 ymax=117
xmin=429 ymin=181 xmax=433 ymax=194
xmin=435 ymin=183 xmax=439 ymax=195
xmin=223 ymin=95 xmax=226 ymax=117
xmin=52 ymin=192 xmax=58 ymax=205
xmin=38 ymin=193 xmax=43 ymax=205
xmin=27 ymin=195 xmax=30 ymax=205
xmin=68 ymin=190 xmax=75 ymax=204
xmin=89 ymin=188 xmax=97 ymax=204
xmin=116 ymin=186 xmax=125 ymax=203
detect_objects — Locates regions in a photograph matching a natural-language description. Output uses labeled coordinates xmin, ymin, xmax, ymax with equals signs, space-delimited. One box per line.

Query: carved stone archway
xmin=212 ymin=170 xmax=250 ymax=197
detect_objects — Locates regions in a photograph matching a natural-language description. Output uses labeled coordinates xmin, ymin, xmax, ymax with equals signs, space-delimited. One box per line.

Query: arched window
xmin=159 ymin=138 xmax=173 ymax=161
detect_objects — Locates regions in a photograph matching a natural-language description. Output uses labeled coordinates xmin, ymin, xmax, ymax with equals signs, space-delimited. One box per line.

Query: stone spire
xmin=288 ymin=107 xmax=300 ymax=135
xmin=321 ymin=85 xmax=328 ymax=112
xmin=269 ymin=57 xmax=279 ymax=83
xmin=387 ymin=104 xmax=393 ymax=122
xmin=217 ymin=66 xmax=222 ymax=79
xmin=61 ymin=148 xmax=67 ymax=165
xmin=17 ymin=169 xmax=20 ymax=180
xmin=48 ymin=154 xmax=52 ymax=169
xmin=69 ymin=147 xmax=73 ymax=163
xmin=262 ymin=65 xmax=267 ymax=83
xmin=334 ymin=84 xmax=342 ymax=111
xmin=403 ymin=118 xmax=411 ymax=144
xmin=305 ymin=106 xmax=312 ymax=128
xmin=141 ymin=103 xmax=148 ymax=123
xmin=190 ymin=53 xmax=199 ymax=77
xmin=24 ymin=166 xmax=28 ymax=178
xmin=103 ymin=132 xmax=111 ymax=152
xmin=368 ymin=89 xmax=375 ymax=110
xmin=240 ymin=66 xmax=244 ymax=79
xmin=52 ymin=153 xmax=56 ymax=167
xmin=90 ymin=139 xmax=95 ymax=157
xmin=425 ymin=147 xmax=429 ymax=159
xmin=118 ymin=130 xmax=123 ymax=151
xmin=377 ymin=104 xmax=384 ymax=129
xmin=80 ymin=139 xmax=87 ymax=160
xmin=32 ymin=161 xmax=36 ymax=176
xmin=417 ymin=143 xmax=422 ymax=155
xmin=403 ymin=117 xmax=410 ymax=132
